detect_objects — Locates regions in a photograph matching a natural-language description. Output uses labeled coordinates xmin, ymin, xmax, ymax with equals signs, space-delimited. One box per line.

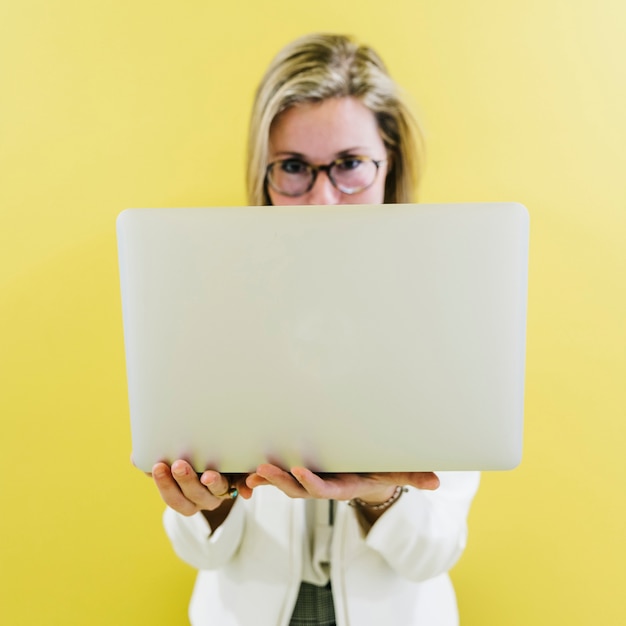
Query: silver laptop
xmin=117 ymin=203 xmax=528 ymax=473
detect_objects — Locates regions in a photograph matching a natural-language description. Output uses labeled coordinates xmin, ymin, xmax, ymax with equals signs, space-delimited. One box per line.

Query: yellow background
xmin=1 ymin=1 xmax=624 ymax=624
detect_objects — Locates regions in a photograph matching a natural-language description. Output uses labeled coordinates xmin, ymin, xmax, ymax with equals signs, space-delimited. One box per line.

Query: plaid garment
xmin=289 ymin=581 xmax=336 ymax=626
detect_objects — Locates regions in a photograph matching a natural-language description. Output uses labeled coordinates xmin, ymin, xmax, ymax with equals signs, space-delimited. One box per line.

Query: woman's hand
xmin=246 ymin=464 xmax=439 ymax=504
xmin=152 ymin=460 xmax=253 ymax=516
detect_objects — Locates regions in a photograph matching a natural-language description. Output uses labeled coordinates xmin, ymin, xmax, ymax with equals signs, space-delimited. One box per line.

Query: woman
xmin=151 ymin=33 xmax=480 ymax=626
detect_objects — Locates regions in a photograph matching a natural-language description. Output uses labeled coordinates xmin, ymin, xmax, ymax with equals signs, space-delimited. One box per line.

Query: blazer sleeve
xmin=162 ymin=499 xmax=246 ymax=571
xmin=361 ymin=471 xmax=480 ymax=582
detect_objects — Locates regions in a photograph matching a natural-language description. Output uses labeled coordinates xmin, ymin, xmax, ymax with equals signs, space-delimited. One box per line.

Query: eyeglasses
xmin=265 ymin=156 xmax=385 ymax=197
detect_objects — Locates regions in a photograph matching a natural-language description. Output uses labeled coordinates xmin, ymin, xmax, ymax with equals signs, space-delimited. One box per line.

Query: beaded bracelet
xmin=349 ymin=486 xmax=407 ymax=511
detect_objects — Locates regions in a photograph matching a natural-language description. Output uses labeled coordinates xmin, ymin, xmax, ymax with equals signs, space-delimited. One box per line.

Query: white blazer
xmin=163 ymin=471 xmax=480 ymax=626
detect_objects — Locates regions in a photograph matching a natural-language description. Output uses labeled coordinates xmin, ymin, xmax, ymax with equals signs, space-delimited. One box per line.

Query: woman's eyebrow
xmin=271 ymin=151 xmax=307 ymax=159
xmin=271 ymin=147 xmax=371 ymax=160
xmin=335 ymin=147 xmax=370 ymax=157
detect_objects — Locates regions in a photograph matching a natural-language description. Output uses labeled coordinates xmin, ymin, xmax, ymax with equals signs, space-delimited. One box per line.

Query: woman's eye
xmin=280 ymin=159 xmax=308 ymax=175
xmin=335 ymin=157 xmax=364 ymax=172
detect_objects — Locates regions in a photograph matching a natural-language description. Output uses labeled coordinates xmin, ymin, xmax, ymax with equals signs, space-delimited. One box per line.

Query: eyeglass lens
xmin=267 ymin=157 xmax=379 ymax=196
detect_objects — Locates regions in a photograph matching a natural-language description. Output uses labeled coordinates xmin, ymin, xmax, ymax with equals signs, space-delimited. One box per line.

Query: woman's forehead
xmin=268 ymin=97 xmax=385 ymax=161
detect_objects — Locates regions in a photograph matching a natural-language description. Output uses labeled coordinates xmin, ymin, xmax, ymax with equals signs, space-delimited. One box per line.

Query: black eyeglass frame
xmin=265 ymin=156 xmax=386 ymax=197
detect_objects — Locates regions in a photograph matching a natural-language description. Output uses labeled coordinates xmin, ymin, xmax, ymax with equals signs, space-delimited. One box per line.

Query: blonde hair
xmin=246 ymin=33 xmax=425 ymax=206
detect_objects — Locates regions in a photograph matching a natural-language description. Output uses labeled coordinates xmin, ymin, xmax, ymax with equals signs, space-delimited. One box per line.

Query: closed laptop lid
xmin=117 ymin=203 xmax=528 ymax=473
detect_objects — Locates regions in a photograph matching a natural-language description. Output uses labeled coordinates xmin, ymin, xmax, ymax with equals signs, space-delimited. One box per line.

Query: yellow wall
xmin=1 ymin=1 xmax=624 ymax=624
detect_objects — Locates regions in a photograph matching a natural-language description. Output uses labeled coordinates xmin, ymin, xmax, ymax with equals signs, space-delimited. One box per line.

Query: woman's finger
xmin=246 ymin=473 xmax=271 ymax=489
xmin=199 ymin=470 xmax=234 ymax=497
xmin=152 ymin=462 xmax=198 ymax=516
xmin=385 ymin=472 xmax=440 ymax=491
xmin=254 ymin=464 xmax=310 ymax=498
xmin=170 ymin=460 xmax=230 ymax=507
xmin=290 ymin=467 xmax=348 ymax=499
